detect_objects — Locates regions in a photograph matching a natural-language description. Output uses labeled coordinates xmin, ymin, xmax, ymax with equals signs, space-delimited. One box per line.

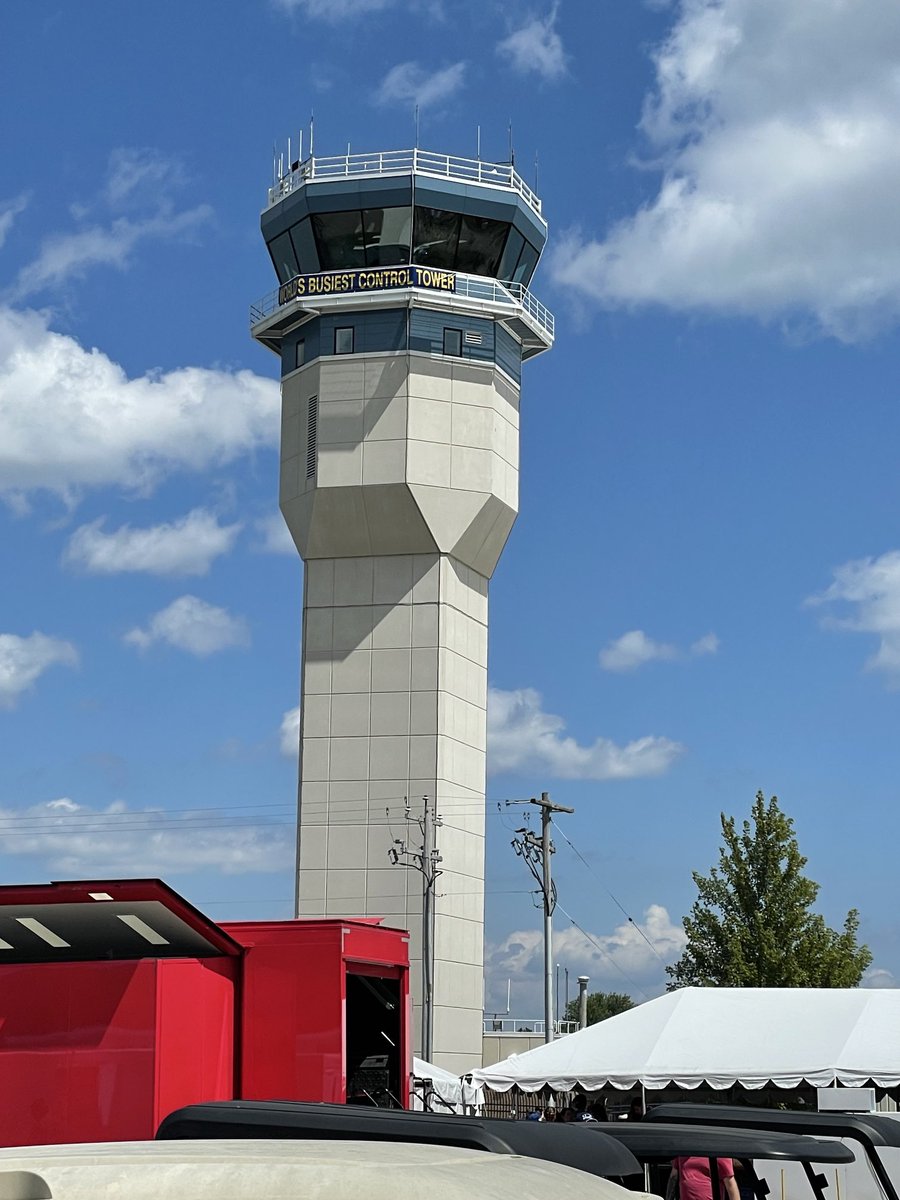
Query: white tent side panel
xmin=472 ymin=988 xmax=900 ymax=1094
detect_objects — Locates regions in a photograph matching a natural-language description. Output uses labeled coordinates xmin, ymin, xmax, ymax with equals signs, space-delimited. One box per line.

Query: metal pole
xmin=578 ymin=975 xmax=589 ymax=1030
xmin=422 ymin=794 xmax=436 ymax=1062
xmin=541 ymin=795 xmax=554 ymax=1042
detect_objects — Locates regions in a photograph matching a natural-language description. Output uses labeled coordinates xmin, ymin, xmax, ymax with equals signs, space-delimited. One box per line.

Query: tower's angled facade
xmin=251 ymin=146 xmax=552 ymax=1072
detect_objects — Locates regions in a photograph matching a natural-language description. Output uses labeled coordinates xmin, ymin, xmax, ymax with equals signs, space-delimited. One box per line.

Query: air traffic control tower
xmin=251 ymin=145 xmax=552 ymax=1071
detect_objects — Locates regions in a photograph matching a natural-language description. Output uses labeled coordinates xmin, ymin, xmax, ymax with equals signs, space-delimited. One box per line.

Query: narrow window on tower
xmin=295 ymin=339 xmax=305 ymax=370
xmin=443 ymin=327 xmax=462 ymax=357
xmin=306 ymin=395 xmax=318 ymax=479
xmin=334 ymin=327 xmax=354 ymax=355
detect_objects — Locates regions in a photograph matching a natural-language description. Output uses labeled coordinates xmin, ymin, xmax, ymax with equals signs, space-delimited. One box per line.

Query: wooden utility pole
xmin=511 ymin=792 xmax=574 ymax=1043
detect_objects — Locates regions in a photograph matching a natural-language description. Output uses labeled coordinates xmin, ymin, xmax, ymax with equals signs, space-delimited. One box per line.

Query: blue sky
xmin=2 ymin=0 xmax=899 ymax=1015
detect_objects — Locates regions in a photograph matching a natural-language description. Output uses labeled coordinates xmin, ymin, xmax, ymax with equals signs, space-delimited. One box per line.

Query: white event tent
xmin=412 ymin=1057 xmax=484 ymax=1113
xmin=472 ymin=988 xmax=900 ymax=1093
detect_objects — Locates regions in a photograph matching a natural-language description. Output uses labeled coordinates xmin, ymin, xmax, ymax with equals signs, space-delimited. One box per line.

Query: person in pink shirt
xmin=670 ymin=1157 xmax=740 ymax=1200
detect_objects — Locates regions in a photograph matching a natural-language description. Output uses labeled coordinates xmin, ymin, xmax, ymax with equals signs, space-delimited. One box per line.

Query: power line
xmin=555 ymin=902 xmax=651 ymax=1002
xmin=551 ymin=816 xmax=669 ymax=969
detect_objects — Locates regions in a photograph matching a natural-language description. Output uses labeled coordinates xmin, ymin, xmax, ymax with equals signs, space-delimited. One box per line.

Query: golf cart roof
xmin=156 ymin=1100 xmax=642 ymax=1179
xmin=648 ymin=1105 xmax=900 ymax=1149
xmin=593 ymin=1121 xmax=854 ymax=1163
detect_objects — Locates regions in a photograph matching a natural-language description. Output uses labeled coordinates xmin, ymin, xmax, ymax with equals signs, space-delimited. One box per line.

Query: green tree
xmin=667 ymin=792 xmax=872 ymax=988
xmin=564 ymin=990 xmax=634 ymax=1026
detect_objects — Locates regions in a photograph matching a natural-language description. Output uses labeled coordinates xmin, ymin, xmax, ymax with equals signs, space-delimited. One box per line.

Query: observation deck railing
xmin=483 ymin=1018 xmax=579 ymax=1036
xmin=268 ymin=148 xmax=543 ymax=221
xmin=249 ymin=271 xmax=554 ymax=342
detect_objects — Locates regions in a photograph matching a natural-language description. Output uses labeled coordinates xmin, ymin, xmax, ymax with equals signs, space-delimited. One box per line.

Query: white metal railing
xmin=249 ymin=271 xmax=554 ymax=342
xmin=268 ymin=148 xmax=543 ymax=220
xmin=483 ymin=1018 xmax=579 ymax=1036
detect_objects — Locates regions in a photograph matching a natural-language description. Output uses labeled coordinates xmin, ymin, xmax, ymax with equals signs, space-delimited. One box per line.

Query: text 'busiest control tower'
xmin=251 ymin=144 xmax=552 ymax=1072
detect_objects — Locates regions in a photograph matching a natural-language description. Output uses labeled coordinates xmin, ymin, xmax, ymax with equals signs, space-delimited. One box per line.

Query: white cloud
xmin=11 ymin=207 xmax=211 ymax=299
xmin=497 ymin=5 xmax=567 ymax=82
xmin=104 ymin=147 xmax=188 ymax=208
xmin=0 ymin=306 xmax=279 ymax=501
xmin=280 ymin=705 xmax=301 ymax=757
xmin=550 ymin=0 xmax=900 ymax=341
xmin=64 ymin=509 xmax=242 ymax=577
xmin=0 ymin=797 xmax=293 ymax=876
xmin=10 ymin=147 xmax=208 ymax=298
xmin=255 ymin=512 xmax=296 ymax=555
xmin=600 ymin=628 xmax=719 ymax=671
xmin=600 ymin=629 xmax=678 ymax=671
xmin=807 ymin=550 xmax=900 ymax=684
xmin=690 ymin=632 xmax=719 ymax=657
xmin=274 ymin=0 xmax=394 ymax=15
xmin=487 ymin=686 xmax=684 ymax=779
xmin=0 ymin=633 xmax=78 ymax=709
xmin=124 ymin=595 xmax=250 ymax=657
xmin=485 ymin=905 xmax=686 ymax=1011
xmin=861 ymin=965 xmax=898 ymax=989
xmin=0 ymin=194 xmax=28 ymax=250
xmin=376 ymin=61 xmax=466 ymax=110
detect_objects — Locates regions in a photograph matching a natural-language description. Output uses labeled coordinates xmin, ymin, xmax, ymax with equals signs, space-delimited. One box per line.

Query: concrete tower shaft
xmin=251 ymin=147 xmax=552 ymax=1072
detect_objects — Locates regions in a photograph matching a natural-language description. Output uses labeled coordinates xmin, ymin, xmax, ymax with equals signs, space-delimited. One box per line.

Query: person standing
xmin=670 ymin=1158 xmax=740 ymax=1200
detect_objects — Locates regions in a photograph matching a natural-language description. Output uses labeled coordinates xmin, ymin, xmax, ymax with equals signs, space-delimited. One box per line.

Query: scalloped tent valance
xmin=472 ymin=987 xmax=900 ymax=1093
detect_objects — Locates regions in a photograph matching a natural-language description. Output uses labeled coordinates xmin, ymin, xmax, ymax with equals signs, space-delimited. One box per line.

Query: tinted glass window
xmin=295 ymin=340 xmax=305 ymax=369
xmin=456 ymin=215 xmax=509 ymax=276
xmin=443 ymin=328 xmax=462 ymax=356
xmin=363 ymin=207 xmax=412 ymax=266
xmin=413 ymin=207 xmax=461 ymax=269
xmin=334 ymin=327 xmax=354 ymax=355
xmin=289 ymin=219 xmax=319 ymax=274
xmin=497 ymin=226 xmax=525 ymax=281
xmin=312 ymin=211 xmax=365 ymax=270
xmin=511 ymin=240 xmax=540 ymax=286
xmin=269 ymin=232 xmax=299 ymax=284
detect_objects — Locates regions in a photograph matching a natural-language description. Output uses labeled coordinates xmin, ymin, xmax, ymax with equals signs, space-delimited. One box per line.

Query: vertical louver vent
xmin=306 ymin=395 xmax=318 ymax=479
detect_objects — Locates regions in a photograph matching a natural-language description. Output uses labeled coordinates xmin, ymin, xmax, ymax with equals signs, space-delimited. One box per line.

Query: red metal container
xmin=0 ymin=879 xmax=410 ymax=1147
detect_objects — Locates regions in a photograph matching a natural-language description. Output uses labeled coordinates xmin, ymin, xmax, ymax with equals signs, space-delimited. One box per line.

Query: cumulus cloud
xmin=0 ymin=194 xmax=28 ymax=250
xmin=0 ymin=633 xmax=78 ymax=709
xmin=64 ymin=509 xmax=242 ymax=577
xmin=485 ymin=905 xmax=686 ymax=1010
xmin=376 ymin=61 xmax=466 ymax=110
xmin=255 ymin=512 xmax=296 ymax=555
xmin=497 ymin=5 xmax=567 ymax=81
xmin=0 ymin=306 xmax=279 ymax=501
xmin=124 ymin=595 xmax=250 ymax=657
xmin=807 ymin=550 xmax=900 ymax=684
xmin=600 ymin=628 xmax=719 ymax=671
xmin=550 ymin=0 xmax=900 ymax=341
xmin=861 ymin=965 xmax=898 ymax=989
xmin=280 ymin=705 xmax=301 ymax=757
xmin=0 ymin=797 xmax=293 ymax=876
xmin=487 ymin=686 xmax=684 ymax=779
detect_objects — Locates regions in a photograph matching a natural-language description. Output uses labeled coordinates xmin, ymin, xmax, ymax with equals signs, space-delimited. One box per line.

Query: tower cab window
xmin=443 ymin=328 xmax=462 ymax=357
xmin=334 ymin=327 xmax=354 ymax=355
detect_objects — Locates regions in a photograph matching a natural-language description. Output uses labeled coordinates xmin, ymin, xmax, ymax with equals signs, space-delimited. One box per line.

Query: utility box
xmin=0 ymin=879 xmax=410 ymax=1147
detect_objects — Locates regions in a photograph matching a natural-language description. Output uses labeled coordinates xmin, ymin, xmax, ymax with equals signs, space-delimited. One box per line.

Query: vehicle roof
xmin=0 ymin=1139 xmax=649 ymax=1200
xmin=594 ymin=1121 xmax=854 ymax=1163
xmin=648 ymin=1105 xmax=900 ymax=1149
xmin=156 ymin=1100 xmax=641 ymax=1177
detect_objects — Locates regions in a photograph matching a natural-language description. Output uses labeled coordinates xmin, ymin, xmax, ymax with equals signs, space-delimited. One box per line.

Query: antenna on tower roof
xmin=476 ymin=124 xmax=481 ymax=161
xmin=414 ymin=104 xmax=420 ymax=148
xmin=534 ymin=149 xmax=539 ymax=192
xmin=508 ymin=118 xmax=514 ymax=167
xmin=309 ymin=111 xmax=315 ymax=158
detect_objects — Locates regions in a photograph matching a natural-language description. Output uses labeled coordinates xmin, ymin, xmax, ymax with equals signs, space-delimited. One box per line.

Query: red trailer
xmin=0 ymin=879 xmax=410 ymax=1147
